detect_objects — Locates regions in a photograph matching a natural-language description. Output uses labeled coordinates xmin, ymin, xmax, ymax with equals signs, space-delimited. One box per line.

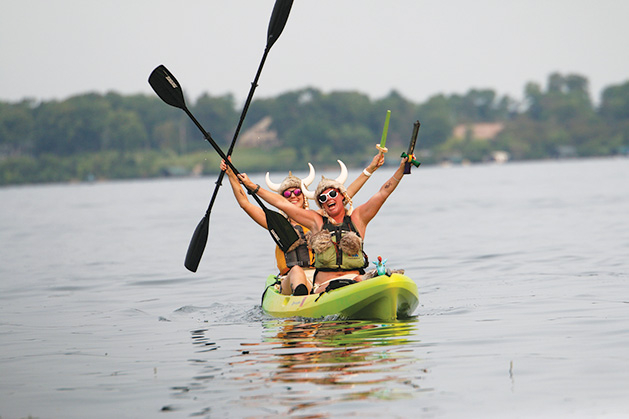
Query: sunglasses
xmin=282 ymin=188 xmax=302 ymax=198
xmin=317 ymin=189 xmax=339 ymax=204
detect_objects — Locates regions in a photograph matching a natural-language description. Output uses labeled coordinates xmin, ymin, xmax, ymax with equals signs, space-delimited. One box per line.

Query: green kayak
xmin=261 ymin=273 xmax=419 ymax=321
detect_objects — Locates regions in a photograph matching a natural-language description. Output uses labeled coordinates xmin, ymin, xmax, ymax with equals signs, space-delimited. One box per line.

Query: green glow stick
xmin=377 ymin=110 xmax=391 ymax=152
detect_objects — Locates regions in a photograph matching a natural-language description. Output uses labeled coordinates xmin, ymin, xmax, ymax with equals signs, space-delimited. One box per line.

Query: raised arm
xmin=238 ymin=173 xmax=322 ymax=232
xmin=352 ymin=157 xmax=408 ymax=234
xmin=346 ymin=151 xmax=385 ymax=198
xmin=220 ymin=160 xmax=267 ymax=229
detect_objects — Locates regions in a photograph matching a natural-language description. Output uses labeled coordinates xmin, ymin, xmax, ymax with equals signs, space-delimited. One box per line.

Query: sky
xmin=2 ymin=0 xmax=628 ymax=107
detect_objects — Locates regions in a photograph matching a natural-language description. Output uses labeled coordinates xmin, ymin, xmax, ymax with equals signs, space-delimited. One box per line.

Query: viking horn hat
xmin=265 ymin=163 xmax=316 ymax=193
xmin=302 ymin=160 xmax=348 ymax=201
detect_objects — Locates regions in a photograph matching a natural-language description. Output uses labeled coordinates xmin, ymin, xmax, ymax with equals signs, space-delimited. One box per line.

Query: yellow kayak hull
xmin=261 ymin=273 xmax=419 ymax=321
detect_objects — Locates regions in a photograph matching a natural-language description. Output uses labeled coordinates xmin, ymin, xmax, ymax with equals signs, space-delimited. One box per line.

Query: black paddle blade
xmin=267 ymin=0 xmax=294 ymax=48
xmin=184 ymin=216 xmax=210 ymax=272
xmin=265 ymin=209 xmax=299 ymax=253
xmin=148 ymin=65 xmax=187 ymax=110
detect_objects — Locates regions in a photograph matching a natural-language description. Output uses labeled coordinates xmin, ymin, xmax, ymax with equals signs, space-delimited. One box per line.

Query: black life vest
xmin=275 ymin=224 xmax=313 ymax=274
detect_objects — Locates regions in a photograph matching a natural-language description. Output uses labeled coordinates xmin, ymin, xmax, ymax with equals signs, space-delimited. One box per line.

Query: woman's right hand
xmin=367 ymin=152 xmax=385 ymax=173
xmin=237 ymin=173 xmax=255 ymax=190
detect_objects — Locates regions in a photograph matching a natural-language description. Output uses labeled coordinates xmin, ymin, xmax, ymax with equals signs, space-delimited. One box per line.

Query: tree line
xmin=1 ymin=72 xmax=628 ymax=185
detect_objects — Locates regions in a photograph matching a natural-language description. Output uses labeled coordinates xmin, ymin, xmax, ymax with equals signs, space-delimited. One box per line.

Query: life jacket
xmin=312 ymin=215 xmax=368 ymax=272
xmin=275 ymin=224 xmax=313 ymax=275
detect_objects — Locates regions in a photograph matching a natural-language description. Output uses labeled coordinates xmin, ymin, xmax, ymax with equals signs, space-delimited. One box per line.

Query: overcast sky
xmin=2 ymin=0 xmax=628 ymax=106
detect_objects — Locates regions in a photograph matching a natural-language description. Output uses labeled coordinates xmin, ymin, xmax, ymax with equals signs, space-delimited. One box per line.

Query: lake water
xmin=1 ymin=158 xmax=628 ymax=418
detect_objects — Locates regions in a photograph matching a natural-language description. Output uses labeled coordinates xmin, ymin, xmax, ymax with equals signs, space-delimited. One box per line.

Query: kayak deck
xmin=261 ymin=273 xmax=419 ymax=321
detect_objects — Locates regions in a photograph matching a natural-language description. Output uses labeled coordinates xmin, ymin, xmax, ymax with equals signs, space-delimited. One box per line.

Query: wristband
xmin=363 ymin=168 xmax=372 ymax=177
xmin=392 ymin=176 xmax=401 ymax=182
xmin=248 ymin=184 xmax=260 ymax=195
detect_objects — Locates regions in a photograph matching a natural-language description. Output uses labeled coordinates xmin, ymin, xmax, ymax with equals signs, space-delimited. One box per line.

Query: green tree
xmin=546 ymin=73 xmax=593 ymax=122
xmin=495 ymin=118 xmax=552 ymax=160
xmin=33 ymin=93 xmax=112 ymax=155
xmin=284 ymin=117 xmax=334 ymax=162
xmin=524 ymin=81 xmax=545 ymax=121
xmin=191 ymin=93 xmax=238 ymax=151
xmin=105 ymin=92 xmax=181 ymax=151
xmin=451 ymin=89 xmax=499 ymax=122
xmin=416 ymin=94 xmax=453 ymax=148
xmin=104 ymin=109 xmax=149 ymax=153
xmin=246 ymin=88 xmax=321 ymax=143
xmin=0 ymin=100 xmax=35 ymax=155
xmin=319 ymin=91 xmax=372 ymax=127
xmin=152 ymin=119 xmax=184 ymax=152
xmin=599 ymin=81 xmax=629 ymax=121
xmin=526 ymin=73 xmax=594 ymax=123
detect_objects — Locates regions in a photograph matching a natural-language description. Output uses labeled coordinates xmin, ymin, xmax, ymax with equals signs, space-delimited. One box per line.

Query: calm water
xmin=1 ymin=158 xmax=628 ymax=418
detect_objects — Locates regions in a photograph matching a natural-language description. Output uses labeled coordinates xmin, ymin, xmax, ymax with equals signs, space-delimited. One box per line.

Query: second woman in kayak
xmin=221 ymin=152 xmax=384 ymax=295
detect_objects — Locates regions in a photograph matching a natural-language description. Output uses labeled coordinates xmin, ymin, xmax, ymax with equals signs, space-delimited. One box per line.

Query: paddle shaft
xmin=204 ymin=45 xmax=272 ymax=217
xmin=204 ymin=0 xmax=294 ymax=216
xmin=184 ymin=0 xmax=293 ymax=271
xmin=181 ymin=107 xmax=262 ymax=201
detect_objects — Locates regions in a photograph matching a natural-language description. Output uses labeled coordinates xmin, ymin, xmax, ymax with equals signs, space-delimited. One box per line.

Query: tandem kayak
xmin=261 ymin=273 xmax=419 ymax=321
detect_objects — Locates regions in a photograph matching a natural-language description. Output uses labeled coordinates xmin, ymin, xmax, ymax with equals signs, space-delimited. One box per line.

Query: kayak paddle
xmin=185 ymin=0 xmax=294 ymax=272
xmin=148 ymin=65 xmax=298 ymax=267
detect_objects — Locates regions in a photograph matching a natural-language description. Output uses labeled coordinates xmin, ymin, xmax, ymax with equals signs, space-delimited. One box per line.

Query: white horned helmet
xmin=302 ymin=160 xmax=353 ymax=213
xmin=265 ymin=163 xmax=316 ymax=209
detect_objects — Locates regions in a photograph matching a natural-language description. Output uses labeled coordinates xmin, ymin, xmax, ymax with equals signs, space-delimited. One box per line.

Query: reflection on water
xmin=180 ymin=319 xmax=430 ymax=417
xmin=255 ymin=320 xmax=428 ymax=404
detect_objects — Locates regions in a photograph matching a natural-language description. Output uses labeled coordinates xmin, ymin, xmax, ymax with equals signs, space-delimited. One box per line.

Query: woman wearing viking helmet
xmin=237 ymin=155 xmax=408 ymax=294
xmin=221 ymin=152 xmax=384 ymax=295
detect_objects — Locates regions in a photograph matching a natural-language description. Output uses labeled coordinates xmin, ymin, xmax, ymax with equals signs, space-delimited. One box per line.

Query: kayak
xmin=261 ymin=273 xmax=419 ymax=321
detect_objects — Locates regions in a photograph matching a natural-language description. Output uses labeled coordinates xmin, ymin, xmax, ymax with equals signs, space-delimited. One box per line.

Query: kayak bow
xmin=261 ymin=273 xmax=419 ymax=321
